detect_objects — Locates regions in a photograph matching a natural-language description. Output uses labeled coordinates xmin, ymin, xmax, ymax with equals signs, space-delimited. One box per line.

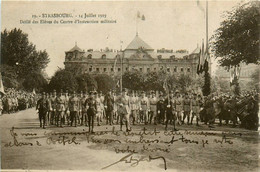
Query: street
xmin=1 ymin=108 xmax=259 ymax=171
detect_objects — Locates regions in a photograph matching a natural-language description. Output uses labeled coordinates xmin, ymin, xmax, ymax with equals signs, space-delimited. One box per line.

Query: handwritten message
xmin=4 ymin=126 xmax=244 ymax=170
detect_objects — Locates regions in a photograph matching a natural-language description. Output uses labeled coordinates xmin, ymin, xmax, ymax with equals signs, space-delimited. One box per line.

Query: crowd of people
xmin=35 ymin=88 xmax=259 ymax=132
xmin=0 ymin=88 xmax=38 ymax=115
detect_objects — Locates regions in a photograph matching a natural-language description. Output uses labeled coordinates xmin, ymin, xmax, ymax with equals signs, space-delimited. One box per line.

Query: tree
xmin=122 ymin=70 xmax=144 ymax=90
xmin=247 ymin=69 xmax=260 ymax=91
xmin=76 ymin=73 xmax=97 ymax=92
xmin=94 ymin=74 xmax=114 ymax=93
xmin=22 ymin=72 xmax=48 ymax=92
xmin=48 ymin=69 xmax=78 ymax=93
xmin=1 ymin=28 xmax=50 ymax=77
xmin=0 ymin=65 xmax=19 ymax=89
xmin=212 ymin=2 xmax=259 ymax=67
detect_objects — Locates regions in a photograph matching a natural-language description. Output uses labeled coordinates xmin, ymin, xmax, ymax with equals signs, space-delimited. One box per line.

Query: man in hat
xmin=157 ymin=93 xmax=166 ymax=124
xmin=190 ymin=93 xmax=200 ymax=126
xmin=183 ymin=92 xmax=192 ymax=125
xmin=164 ymin=90 xmax=177 ymax=131
xmin=95 ymin=91 xmax=102 ymax=126
xmin=139 ymin=91 xmax=149 ymax=125
xmin=117 ymin=88 xmax=131 ymax=131
xmin=64 ymin=90 xmax=70 ymax=125
xmin=175 ymin=90 xmax=183 ymax=125
xmin=149 ymin=91 xmax=158 ymax=125
xmin=55 ymin=91 xmax=66 ymax=127
xmin=69 ymin=91 xmax=80 ymax=127
xmin=81 ymin=91 xmax=88 ymax=126
xmin=78 ymin=91 xmax=84 ymax=125
xmin=85 ymin=91 xmax=97 ymax=133
xmin=0 ymin=93 xmax=3 ymax=116
xmin=36 ymin=92 xmax=49 ymax=129
xmin=50 ymin=90 xmax=57 ymax=125
xmin=129 ymin=91 xmax=137 ymax=125
xmin=104 ymin=90 xmax=114 ymax=125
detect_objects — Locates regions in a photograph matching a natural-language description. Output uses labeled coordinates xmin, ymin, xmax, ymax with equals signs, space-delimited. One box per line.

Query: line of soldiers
xmin=36 ymin=89 xmax=206 ymax=132
xmin=0 ymin=88 xmax=37 ymax=115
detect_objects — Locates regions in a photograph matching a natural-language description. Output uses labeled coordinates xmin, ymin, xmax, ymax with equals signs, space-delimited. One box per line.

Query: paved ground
xmin=1 ymin=108 xmax=259 ymax=171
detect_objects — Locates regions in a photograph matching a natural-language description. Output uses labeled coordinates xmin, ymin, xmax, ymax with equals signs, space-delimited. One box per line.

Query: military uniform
xmin=36 ymin=93 xmax=49 ymax=128
xmin=157 ymin=95 xmax=165 ymax=124
xmin=85 ymin=92 xmax=97 ymax=133
xmin=139 ymin=94 xmax=149 ymax=125
xmin=164 ymin=95 xmax=177 ymax=131
xmin=149 ymin=94 xmax=158 ymax=124
xmin=183 ymin=94 xmax=192 ymax=124
xmin=191 ymin=95 xmax=200 ymax=125
xmin=175 ymin=94 xmax=183 ymax=125
xmin=69 ymin=93 xmax=80 ymax=127
xmin=50 ymin=93 xmax=57 ymax=125
xmin=104 ymin=92 xmax=114 ymax=125
xmin=117 ymin=90 xmax=131 ymax=131
xmin=81 ymin=94 xmax=88 ymax=126
xmin=55 ymin=94 xmax=66 ymax=127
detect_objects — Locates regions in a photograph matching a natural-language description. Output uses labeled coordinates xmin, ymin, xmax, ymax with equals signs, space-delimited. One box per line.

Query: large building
xmin=64 ymin=34 xmax=201 ymax=78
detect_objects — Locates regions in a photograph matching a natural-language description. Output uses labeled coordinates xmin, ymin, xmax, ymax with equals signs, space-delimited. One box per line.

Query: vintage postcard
xmin=0 ymin=0 xmax=259 ymax=171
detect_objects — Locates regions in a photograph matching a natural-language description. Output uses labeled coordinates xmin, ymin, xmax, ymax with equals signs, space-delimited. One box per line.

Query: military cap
xmin=170 ymin=90 xmax=174 ymax=94
xmin=122 ymin=88 xmax=127 ymax=92
xmin=42 ymin=92 xmax=46 ymax=95
xmin=175 ymin=90 xmax=180 ymax=93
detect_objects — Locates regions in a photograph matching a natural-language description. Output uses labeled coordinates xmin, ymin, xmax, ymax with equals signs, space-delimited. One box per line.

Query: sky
xmin=1 ymin=0 xmax=243 ymax=77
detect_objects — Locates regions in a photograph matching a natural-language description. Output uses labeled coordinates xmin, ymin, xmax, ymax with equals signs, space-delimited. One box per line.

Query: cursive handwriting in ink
xmin=4 ymin=127 xmax=34 ymax=147
xmin=101 ymin=153 xmax=167 ymax=170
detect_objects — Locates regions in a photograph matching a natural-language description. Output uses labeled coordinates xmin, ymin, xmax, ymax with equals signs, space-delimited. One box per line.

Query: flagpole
xmin=206 ymin=1 xmax=208 ymax=49
xmin=120 ymin=54 xmax=123 ymax=92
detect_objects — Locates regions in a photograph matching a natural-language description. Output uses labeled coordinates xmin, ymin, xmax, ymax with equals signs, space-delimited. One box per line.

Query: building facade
xmin=64 ymin=35 xmax=201 ymax=78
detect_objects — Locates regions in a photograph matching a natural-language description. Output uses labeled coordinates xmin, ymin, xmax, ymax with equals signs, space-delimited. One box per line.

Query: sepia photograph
xmin=0 ymin=0 xmax=259 ymax=171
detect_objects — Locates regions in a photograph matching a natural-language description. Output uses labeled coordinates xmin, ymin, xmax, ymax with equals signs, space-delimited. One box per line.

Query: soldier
xmin=36 ymin=92 xmax=49 ymax=129
xmin=191 ymin=93 xmax=200 ymax=126
xmin=0 ymin=93 xmax=3 ymax=116
xmin=157 ymin=94 xmax=165 ymax=124
xmin=104 ymin=90 xmax=114 ymax=125
xmin=149 ymin=91 xmax=158 ymax=125
xmin=175 ymin=90 xmax=183 ymax=125
xmin=50 ymin=90 xmax=57 ymax=125
xmin=164 ymin=90 xmax=177 ymax=131
xmin=55 ymin=91 xmax=66 ymax=127
xmin=117 ymin=88 xmax=131 ymax=131
xmin=81 ymin=92 xmax=88 ymax=126
xmin=129 ymin=91 xmax=137 ymax=125
xmin=113 ymin=91 xmax=119 ymax=124
xmin=139 ymin=91 xmax=149 ymax=125
xmin=85 ymin=91 xmax=97 ymax=133
xmin=95 ymin=92 xmax=102 ymax=126
xmin=183 ymin=92 xmax=192 ymax=125
xmin=46 ymin=93 xmax=52 ymax=125
xmin=64 ymin=90 xmax=70 ymax=125
xmin=99 ymin=92 xmax=105 ymax=122
xmin=69 ymin=91 xmax=80 ymax=127
xmin=78 ymin=91 xmax=84 ymax=125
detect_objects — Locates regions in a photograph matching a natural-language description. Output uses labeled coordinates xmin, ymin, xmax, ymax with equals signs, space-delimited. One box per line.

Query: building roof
xmin=190 ymin=45 xmax=200 ymax=55
xmin=125 ymin=35 xmax=154 ymax=51
xmin=67 ymin=44 xmax=84 ymax=53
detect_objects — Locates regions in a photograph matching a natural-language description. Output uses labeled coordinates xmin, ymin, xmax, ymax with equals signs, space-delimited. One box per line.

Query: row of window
xmin=87 ymin=67 xmax=191 ymax=73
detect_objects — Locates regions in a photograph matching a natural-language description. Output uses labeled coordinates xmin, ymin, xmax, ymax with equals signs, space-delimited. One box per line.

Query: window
xmin=101 ymin=54 xmax=106 ymax=59
xmin=167 ymin=68 xmax=170 ymax=72
xmin=140 ymin=68 xmax=143 ymax=72
xmin=104 ymin=68 xmax=107 ymax=72
xmin=118 ymin=68 xmax=121 ymax=72
xmin=147 ymin=68 xmax=150 ymax=72
xmin=87 ymin=54 xmax=92 ymax=59
xmin=111 ymin=68 xmax=114 ymax=72
xmin=181 ymin=67 xmax=183 ymax=72
xmin=187 ymin=68 xmax=190 ymax=72
xmin=96 ymin=68 xmax=99 ymax=72
xmin=125 ymin=67 xmax=128 ymax=71
xmin=89 ymin=68 xmax=92 ymax=72
xmin=174 ymin=67 xmax=177 ymax=72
